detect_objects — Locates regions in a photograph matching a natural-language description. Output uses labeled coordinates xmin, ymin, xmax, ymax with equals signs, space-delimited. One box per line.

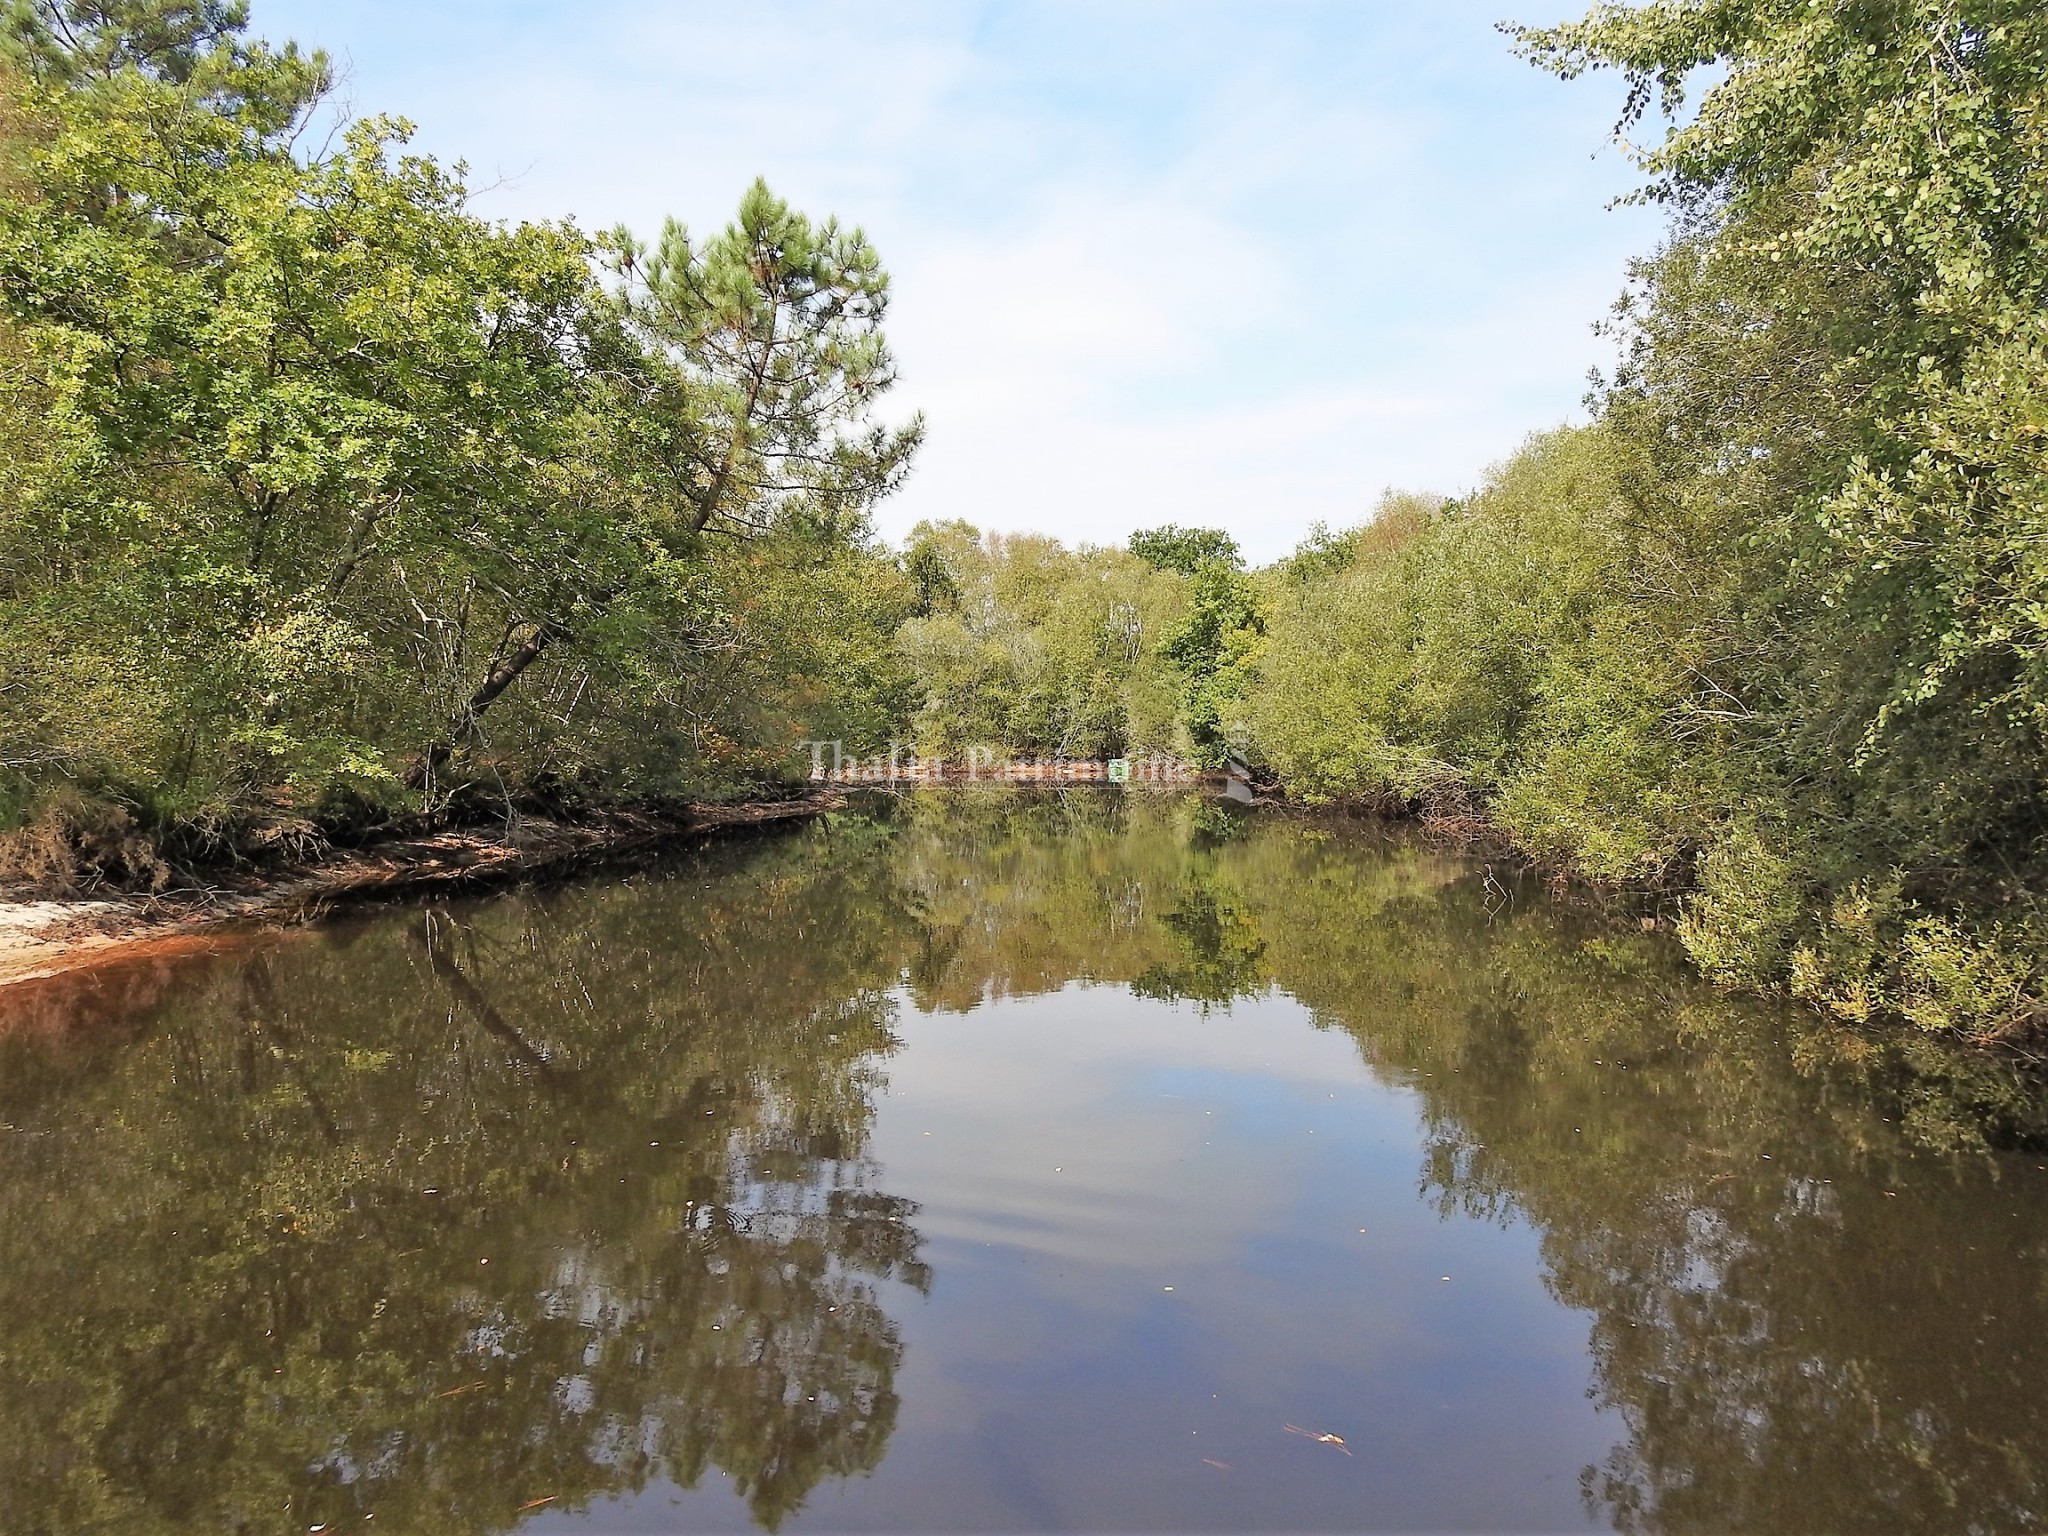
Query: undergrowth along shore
xmin=0 ymin=777 xmax=835 ymax=901
xmin=0 ymin=791 xmax=842 ymax=989
xmin=4 ymin=777 xmax=2046 ymax=1078
xmin=1279 ymin=770 xmax=2048 ymax=1061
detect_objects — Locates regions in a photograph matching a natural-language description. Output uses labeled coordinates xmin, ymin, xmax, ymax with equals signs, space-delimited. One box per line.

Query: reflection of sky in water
xmin=545 ymin=984 xmax=1615 ymax=1532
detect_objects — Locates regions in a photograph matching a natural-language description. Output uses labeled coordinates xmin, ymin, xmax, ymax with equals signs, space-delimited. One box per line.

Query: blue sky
xmin=259 ymin=1 xmax=1661 ymax=562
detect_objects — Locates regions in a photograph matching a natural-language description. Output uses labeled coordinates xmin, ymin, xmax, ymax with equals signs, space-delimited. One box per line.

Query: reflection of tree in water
xmin=1248 ymin=832 xmax=2048 ymax=1536
xmin=863 ymin=791 xmax=2048 ymax=1534
xmin=1129 ymin=878 xmax=1269 ymax=1007
xmin=885 ymin=793 xmax=2048 ymax=1531
xmin=6 ymin=795 xmax=2048 ymax=1534
xmin=0 ymin=833 xmax=929 ymax=1533
xmin=888 ymin=788 xmax=1274 ymax=1010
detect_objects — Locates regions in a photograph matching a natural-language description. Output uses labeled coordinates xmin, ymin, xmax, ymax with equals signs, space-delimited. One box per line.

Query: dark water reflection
xmin=1 ymin=791 xmax=2045 ymax=1533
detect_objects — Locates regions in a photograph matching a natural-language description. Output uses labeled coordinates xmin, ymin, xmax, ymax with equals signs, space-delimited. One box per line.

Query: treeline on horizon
xmin=2 ymin=1 xmax=2045 ymax=1045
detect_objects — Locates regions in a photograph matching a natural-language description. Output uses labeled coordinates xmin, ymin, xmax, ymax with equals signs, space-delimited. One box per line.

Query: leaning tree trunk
xmin=462 ymin=621 xmax=562 ymax=724
xmin=406 ymin=618 xmax=565 ymax=790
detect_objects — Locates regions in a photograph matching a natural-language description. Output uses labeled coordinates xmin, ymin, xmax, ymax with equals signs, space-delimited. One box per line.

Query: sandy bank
xmin=0 ymin=793 xmax=842 ymax=989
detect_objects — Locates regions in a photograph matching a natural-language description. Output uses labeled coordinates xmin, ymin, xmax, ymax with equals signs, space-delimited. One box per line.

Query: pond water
xmin=3 ymin=791 xmax=2047 ymax=1535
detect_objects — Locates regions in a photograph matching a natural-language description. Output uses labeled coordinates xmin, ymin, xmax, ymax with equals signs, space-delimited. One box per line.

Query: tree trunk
xmin=463 ymin=621 xmax=560 ymax=724
xmin=405 ymin=619 xmax=563 ymax=789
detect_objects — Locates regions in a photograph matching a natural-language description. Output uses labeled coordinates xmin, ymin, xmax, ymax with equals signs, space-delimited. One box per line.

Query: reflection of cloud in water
xmin=864 ymin=979 xmax=1615 ymax=1533
xmin=882 ymin=986 xmax=1392 ymax=1271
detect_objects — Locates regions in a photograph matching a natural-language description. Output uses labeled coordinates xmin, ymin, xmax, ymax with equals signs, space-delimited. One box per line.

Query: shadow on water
xmin=1 ymin=788 xmax=2045 ymax=1532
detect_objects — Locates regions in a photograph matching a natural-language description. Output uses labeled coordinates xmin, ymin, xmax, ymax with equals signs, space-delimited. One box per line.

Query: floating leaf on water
xmin=1283 ymin=1423 xmax=1352 ymax=1456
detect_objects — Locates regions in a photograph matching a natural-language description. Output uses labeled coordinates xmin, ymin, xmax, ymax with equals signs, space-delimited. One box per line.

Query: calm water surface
xmin=3 ymin=792 xmax=2047 ymax=1535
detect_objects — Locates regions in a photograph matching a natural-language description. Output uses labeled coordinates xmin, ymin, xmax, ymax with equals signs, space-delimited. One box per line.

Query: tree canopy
xmin=0 ymin=0 xmax=919 ymax=876
xmin=1223 ymin=0 xmax=2048 ymax=1040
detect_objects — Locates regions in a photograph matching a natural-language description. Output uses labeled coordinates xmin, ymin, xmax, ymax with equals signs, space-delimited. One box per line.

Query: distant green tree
xmin=607 ymin=183 xmax=924 ymax=544
xmin=1128 ymin=523 xmax=1242 ymax=576
xmin=1161 ymin=562 xmax=1264 ymax=766
xmin=893 ymin=524 xmax=1187 ymax=759
xmin=903 ymin=540 xmax=959 ymax=617
xmin=420 ymin=180 xmax=927 ymax=764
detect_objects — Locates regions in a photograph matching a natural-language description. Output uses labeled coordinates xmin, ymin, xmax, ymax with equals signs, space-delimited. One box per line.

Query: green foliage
xmin=1241 ymin=0 xmax=2048 ymax=1041
xmin=7 ymin=0 xmax=2046 ymax=1046
xmin=1160 ymin=559 xmax=1265 ymax=765
xmin=1127 ymin=523 xmax=1242 ymax=576
xmin=606 ymin=181 xmax=924 ymax=545
xmin=894 ymin=521 xmax=1186 ymax=759
xmin=0 ymin=4 xmax=919 ymax=871
xmin=3 ymin=0 xmax=329 ymax=128
xmin=886 ymin=517 xmax=1273 ymax=769
xmin=1248 ymin=441 xmax=1684 ymax=867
